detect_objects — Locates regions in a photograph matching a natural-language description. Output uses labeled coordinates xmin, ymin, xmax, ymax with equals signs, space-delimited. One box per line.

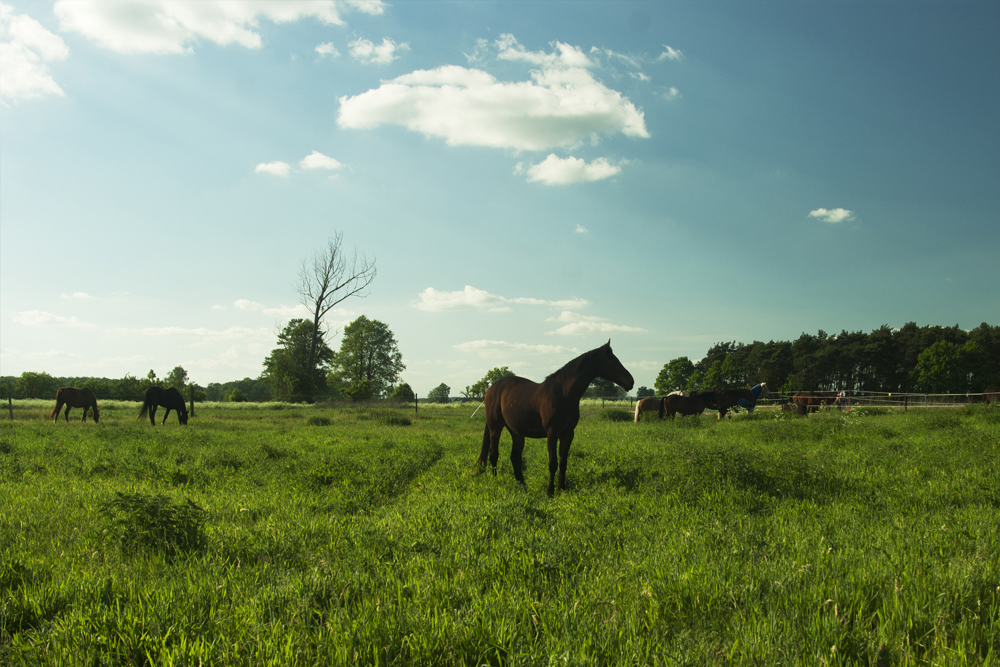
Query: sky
xmin=1 ymin=0 xmax=998 ymax=396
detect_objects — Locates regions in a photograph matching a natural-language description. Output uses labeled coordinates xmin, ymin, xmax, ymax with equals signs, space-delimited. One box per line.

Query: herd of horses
xmin=45 ymin=343 xmax=1000 ymax=498
xmin=49 ymin=386 xmax=188 ymax=425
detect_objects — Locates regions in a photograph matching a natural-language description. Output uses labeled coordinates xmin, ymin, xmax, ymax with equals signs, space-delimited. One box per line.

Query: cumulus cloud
xmin=454 ymin=339 xmax=579 ymax=357
xmin=657 ymin=45 xmax=684 ymax=62
xmin=809 ymin=207 xmax=854 ymax=223
xmin=0 ymin=2 xmax=69 ymax=104
xmin=55 ymin=0 xmax=383 ymax=54
xmin=349 ymin=37 xmax=408 ymax=64
xmin=13 ymin=310 xmax=96 ymax=328
xmin=659 ymin=86 xmax=681 ymax=101
xmin=315 ymin=41 xmax=339 ymax=58
xmin=300 ymin=150 xmax=343 ymax=170
xmin=517 ymin=154 xmax=621 ymax=185
xmin=338 ymin=34 xmax=648 ymax=152
xmin=546 ymin=311 xmax=645 ymax=336
xmin=255 ymin=160 xmax=291 ymax=176
xmin=575 ymin=224 xmax=588 ymax=234
xmin=415 ymin=286 xmax=588 ymax=312
xmin=233 ymin=299 xmax=315 ymax=319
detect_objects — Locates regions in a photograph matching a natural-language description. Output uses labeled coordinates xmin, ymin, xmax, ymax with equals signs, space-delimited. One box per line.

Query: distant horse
xmin=138 ymin=386 xmax=189 ymax=425
xmin=983 ymin=387 xmax=1000 ymax=404
xmin=634 ymin=397 xmax=664 ymax=422
xmin=664 ymin=392 xmax=714 ymax=418
xmin=474 ymin=340 xmax=634 ymax=497
xmin=49 ymin=387 xmax=100 ymax=423
xmin=714 ymin=388 xmax=757 ymax=419
xmin=792 ymin=391 xmax=837 ymax=416
xmin=736 ymin=383 xmax=770 ymax=415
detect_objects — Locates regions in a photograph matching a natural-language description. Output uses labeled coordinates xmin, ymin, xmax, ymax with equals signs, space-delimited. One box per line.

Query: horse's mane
xmin=543 ymin=346 xmax=601 ymax=385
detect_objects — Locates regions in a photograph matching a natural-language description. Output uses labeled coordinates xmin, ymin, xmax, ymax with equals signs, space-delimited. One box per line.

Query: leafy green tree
xmin=17 ymin=371 xmax=57 ymax=399
xmin=912 ymin=340 xmax=964 ymax=393
xmin=343 ymin=379 xmax=374 ymax=402
xmin=390 ymin=383 xmax=415 ymax=402
xmin=462 ymin=366 xmax=515 ymax=400
xmin=655 ymin=357 xmax=695 ymax=395
xmin=585 ymin=377 xmax=626 ymax=400
xmin=636 ymin=386 xmax=655 ymax=398
xmin=700 ymin=361 xmax=724 ymax=391
xmin=330 ymin=316 xmax=405 ymax=399
xmin=165 ymin=366 xmax=188 ymax=390
xmin=224 ymin=388 xmax=248 ymax=402
xmin=261 ymin=319 xmax=335 ymax=402
xmin=720 ymin=355 xmax=744 ymax=388
xmin=426 ymin=383 xmax=451 ymax=403
xmin=685 ymin=369 xmax=704 ymax=391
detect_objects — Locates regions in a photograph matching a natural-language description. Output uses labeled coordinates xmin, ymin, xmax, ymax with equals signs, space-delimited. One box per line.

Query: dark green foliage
xmin=462 ymin=366 xmax=515 ymax=400
xmin=425 ymin=382 xmax=450 ymax=403
xmin=389 ymin=382 xmax=415 ymax=402
xmin=261 ymin=319 xmax=335 ymax=402
xmin=307 ymin=416 xmax=332 ymax=426
xmin=598 ymin=409 xmax=633 ymax=422
xmin=330 ymin=316 xmax=405 ymax=399
xmin=99 ymin=491 xmax=207 ymax=560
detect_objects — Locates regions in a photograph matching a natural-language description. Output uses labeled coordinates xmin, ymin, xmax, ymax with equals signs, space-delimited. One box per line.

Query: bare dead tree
xmin=297 ymin=233 xmax=377 ymax=376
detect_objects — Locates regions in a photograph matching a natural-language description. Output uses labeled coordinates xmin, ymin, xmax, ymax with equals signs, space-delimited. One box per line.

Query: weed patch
xmin=99 ymin=491 xmax=207 ymax=560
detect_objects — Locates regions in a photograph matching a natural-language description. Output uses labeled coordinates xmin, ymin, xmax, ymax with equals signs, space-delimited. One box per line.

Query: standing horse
xmin=791 ymin=391 xmax=836 ymax=416
xmin=663 ymin=392 xmax=712 ymax=418
xmin=474 ymin=341 xmax=634 ymax=497
xmin=982 ymin=387 xmax=1000 ymax=404
xmin=713 ymin=389 xmax=757 ymax=419
xmin=138 ymin=386 xmax=189 ymax=425
xmin=49 ymin=387 xmax=100 ymax=423
xmin=736 ymin=383 xmax=769 ymax=414
xmin=634 ymin=396 xmax=664 ymax=422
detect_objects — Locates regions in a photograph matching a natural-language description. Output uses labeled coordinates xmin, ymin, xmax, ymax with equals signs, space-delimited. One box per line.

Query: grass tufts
xmin=99 ymin=491 xmax=207 ymax=560
xmin=598 ymin=409 xmax=633 ymax=422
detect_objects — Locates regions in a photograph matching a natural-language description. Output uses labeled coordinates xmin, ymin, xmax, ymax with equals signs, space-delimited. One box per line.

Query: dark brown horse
xmin=663 ymin=392 xmax=713 ymax=418
xmin=714 ymin=388 xmax=756 ymax=419
xmin=138 ymin=386 xmax=189 ymax=425
xmin=792 ymin=391 xmax=837 ymax=416
xmin=474 ymin=341 xmax=634 ymax=496
xmin=633 ymin=396 xmax=664 ymax=422
xmin=983 ymin=387 xmax=1000 ymax=404
xmin=49 ymin=387 xmax=100 ymax=423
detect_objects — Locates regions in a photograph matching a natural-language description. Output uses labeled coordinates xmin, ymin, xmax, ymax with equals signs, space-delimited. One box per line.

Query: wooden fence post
xmin=190 ymin=385 xmax=195 ymax=417
xmin=415 ymin=393 xmax=418 ymax=417
xmin=7 ymin=386 xmax=12 ymax=421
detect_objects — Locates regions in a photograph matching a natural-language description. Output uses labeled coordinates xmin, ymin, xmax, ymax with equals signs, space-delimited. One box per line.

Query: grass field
xmin=2 ymin=401 xmax=998 ymax=666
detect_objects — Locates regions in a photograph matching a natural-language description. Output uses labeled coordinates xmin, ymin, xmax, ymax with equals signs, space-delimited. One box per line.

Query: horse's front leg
xmin=557 ymin=429 xmax=575 ymax=492
xmin=545 ymin=431 xmax=559 ymax=497
xmin=63 ymin=406 xmax=71 ymax=423
xmin=81 ymin=407 xmax=89 ymax=422
xmin=149 ymin=406 xmax=157 ymax=425
xmin=162 ymin=409 xmax=171 ymax=425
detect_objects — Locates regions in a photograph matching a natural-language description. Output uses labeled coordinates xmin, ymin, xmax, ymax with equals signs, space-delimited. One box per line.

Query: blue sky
xmin=2 ymin=0 xmax=998 ymax=395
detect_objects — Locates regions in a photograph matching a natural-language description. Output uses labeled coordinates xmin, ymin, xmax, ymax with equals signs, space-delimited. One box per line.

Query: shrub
xmin=599 ymin=409 xmax=633 ymax=422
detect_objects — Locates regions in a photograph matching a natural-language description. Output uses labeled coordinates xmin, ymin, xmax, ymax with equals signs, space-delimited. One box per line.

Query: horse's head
xmin=759 ymin=382 xmax=770 ymax=396
xmin=597 ymin=340 xmax=634 ymax=392
xmin=179 ymin=409 xmax=189 ymax=425
xmin=93 ymin=404 xmax=100 ymax=423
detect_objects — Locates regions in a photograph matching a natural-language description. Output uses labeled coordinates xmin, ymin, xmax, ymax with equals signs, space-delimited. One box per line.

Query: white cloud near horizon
xmin=54 ymin=0 xmax=384 ymax=54
xmin=809 ymin=207 xmax=854 ymax=223
xmin=546 ymin=311 xmax=645 ymax=336
xmin=338 ymin=34 xmax=648 ymax=151
xmin=517 ymin=154 xmax=621 ymax=185
xmin=0 ymin=2 xmax=69 ymax=104
xmin=454 ymin=339 xmax=580 ymax=358
xmin=415 ymin=286 xmax=589 ymax=313
xmin=255 ymin=160 xmax=291 ymax=176
xmin=300 ymin=150 xmax=343 ymax=170
xmin=348 ymin=37 xmax=408 ymax=65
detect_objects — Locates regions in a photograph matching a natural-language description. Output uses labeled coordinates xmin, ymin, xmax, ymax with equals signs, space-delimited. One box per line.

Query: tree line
xmin=650 ymin=322 xmax=999 ymax=396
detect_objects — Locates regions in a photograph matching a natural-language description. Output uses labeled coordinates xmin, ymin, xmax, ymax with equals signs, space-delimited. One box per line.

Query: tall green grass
xmin=2 ymin=404 xmax=997 ymax=665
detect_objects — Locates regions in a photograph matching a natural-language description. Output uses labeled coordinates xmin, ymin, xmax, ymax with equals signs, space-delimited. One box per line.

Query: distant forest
xmin=3 ymin=322 xmax=998 ymax=401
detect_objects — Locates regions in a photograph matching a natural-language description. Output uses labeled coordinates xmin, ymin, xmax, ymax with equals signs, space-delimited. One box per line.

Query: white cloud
xmin=0 ymin=2 xmax=69 ymax=104
xmin=657 ymin=45 xmax=684 ymax=62
xmin=55 ymin=0 xmax=383 ymax=54
xmin=518 ymin=154 xmax=621 ymax=185
xmin=315 ymin=41 xmax=339 ymax=58
xmin=454 ymin=339 xmax=579 ymax=357
xmin=575 ymin=224 xmax=588 ymax=234
xmin=545 ymin=311 xmax=645 ymax=336
xmin=255 ymin=160 xmax=291 ymax=176
xmin=300 ymin=150 xmax=343 ymax=170
xmin=415 ymin=286 xmax=588 ymax=312
xmin=13 ymin=310 xmax=96 ymax=328
xmin=338 ymin=34 xmax=648 ymax=151
xmin=212 ymin=304 xmax=226 ymax=310
xmin=659 ymin=86 xmax=681 ymax=101
xmin=234 ymin=298 xmax=342 ymax=320
xmin=348 ymin=37 xmax=408 ymax=65
xmin=809 ymin=207 xmax=854 ymax=223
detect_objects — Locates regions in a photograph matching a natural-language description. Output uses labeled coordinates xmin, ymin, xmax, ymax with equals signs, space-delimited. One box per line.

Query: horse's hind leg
xmin=63 ymin=405 xmax=71 ymax=423
xmin=509 ymin=433 xmax=526 ymax=489
xmin=556 ymin=430 xmax=575 ymax=493
xmin=81 ymin=407 xmax=89 ymax=422
xmin=488 ymin=428 xmax=502 ymax=474
xmin=149 ymin=405 xmax=157 ymax=425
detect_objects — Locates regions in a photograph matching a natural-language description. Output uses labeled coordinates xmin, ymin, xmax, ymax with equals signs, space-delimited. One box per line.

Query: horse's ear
xmin=605 ymin=339 xmax=611 ymax=348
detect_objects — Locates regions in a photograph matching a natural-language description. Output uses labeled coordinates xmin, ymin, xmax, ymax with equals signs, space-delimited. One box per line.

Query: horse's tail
xmin=634 ymin=400 xmax=641 ymax=423
xmin=49 ymin=389 xmax=62 ymax=420
xmin=473 ymin=424 xmax=491 ymax=473
xmin=138 ymin=399 xmax=149 ymax=421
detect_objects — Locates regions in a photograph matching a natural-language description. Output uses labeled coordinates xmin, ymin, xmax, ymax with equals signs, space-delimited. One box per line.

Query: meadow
xmin=1 ymin=400 xmax=997 ymax=666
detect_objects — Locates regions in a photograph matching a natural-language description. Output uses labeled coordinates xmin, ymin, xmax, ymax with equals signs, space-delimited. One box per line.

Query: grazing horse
xmin=474 ymin=340 xmax=634 ymax=497
xmin=49 ymin=387 xmax=100 ymax=423
xmin=714 ymin=388 xmax=757 ymax=419
xmin=138 ymin=386 xmax=189 ymax=425
xmin=792 ymin=391 xmax=837 ymax=416
xmin=983 ymin=387 xmax=1000 ymax=404
xmin=664 ymin=392 xmax=714 ymax=418
xmin=736 ymin=383 xmax=770 ymax=415
xmin=634 ymin=396 xmax=664 ymax=422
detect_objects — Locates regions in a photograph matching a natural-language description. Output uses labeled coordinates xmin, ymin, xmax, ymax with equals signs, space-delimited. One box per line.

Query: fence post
xmin=190 ymin=385 xmax=195 ymax=417
xmin=7 ymin=384 xmax=12 ymax=421
xmin=415 ymin=393 xmax=418 ymax=417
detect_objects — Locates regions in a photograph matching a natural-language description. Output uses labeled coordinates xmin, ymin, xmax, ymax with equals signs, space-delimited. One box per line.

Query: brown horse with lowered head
xmin=475 ymin=341 xmax=634 ymax=497
xmin=792 ymin=391 xmax=837 ymax=415
xmin=664 ymin=391 xmax=714 ymax=418
xmin=50 ymin=387 xmax=100 ymax=423
xmin=633 ymin=396 xmax=664 ymax=422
